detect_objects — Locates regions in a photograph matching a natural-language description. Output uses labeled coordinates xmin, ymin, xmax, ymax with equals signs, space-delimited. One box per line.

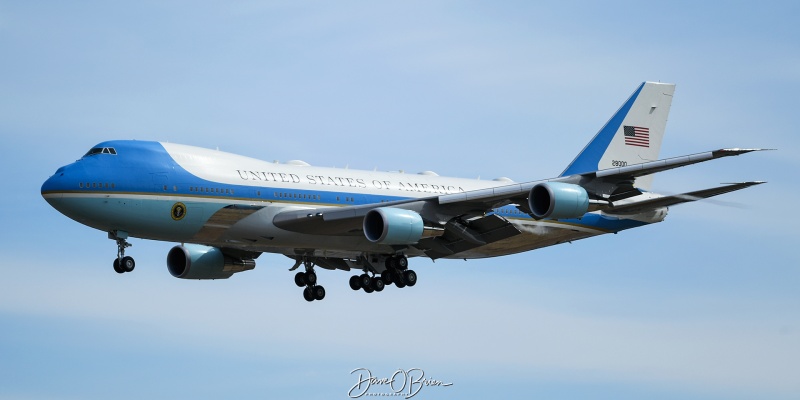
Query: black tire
xmin=359 ymin=274 xmax=371 ymax=289
xmin=303 ymin=287 xmax=314 ymax=302
xmin=403 ymin=270 xmax=417 ymax=287
xmin=294 ymin=272 xmax=306 ymax=287
xmin=121 ymin=256 xmax=135 ymax=273
xmin=372 ymin=278 xmax=385 ymax=292
xmin=380 ymin=270 xmax=393 ymax=285
xmin=113 ymin=258 xmax=124 ymax=274
xmin=397 ymin=256 xmax=409 ymax=270
xmin=305 ymin=271 xmax=317 ymax=286
xmin=394 ymin=271 xmax=406 ymax=288
xmin=349 ymin=275 xmax=361 ymax=290
xmin=313 ymin=285 xmax=326 ymax=300
xmin=385 ymin=257 xmax=397 ymax=269
xmin=363 ymin=285 xmax=374 ymax=293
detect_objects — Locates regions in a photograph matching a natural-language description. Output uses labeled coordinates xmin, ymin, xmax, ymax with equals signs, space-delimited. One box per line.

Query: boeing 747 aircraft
xmin=41 ymin=82 xmax=766 ymax=301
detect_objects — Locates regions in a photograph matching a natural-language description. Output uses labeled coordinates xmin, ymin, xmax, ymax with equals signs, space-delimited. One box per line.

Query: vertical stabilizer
xmin=560 ymin=82 xmax=675 ymax=190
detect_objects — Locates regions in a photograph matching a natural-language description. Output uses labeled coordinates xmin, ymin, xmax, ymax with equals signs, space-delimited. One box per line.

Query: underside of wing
xmin=417 ymin=214 xmax=521 ymax=259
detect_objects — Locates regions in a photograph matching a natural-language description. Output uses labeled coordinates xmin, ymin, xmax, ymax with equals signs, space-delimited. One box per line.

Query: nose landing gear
xmin=109 ymin=230 xmax=135 ymax=274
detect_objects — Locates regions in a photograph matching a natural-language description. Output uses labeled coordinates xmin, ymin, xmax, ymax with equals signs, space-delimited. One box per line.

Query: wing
xmin=272 ymin=148 xmax=767 ymax=258
xmin=437 ymin=148 xmax=769 ymax=208
xmin=603 ymin=181 xmax=765 ymax=215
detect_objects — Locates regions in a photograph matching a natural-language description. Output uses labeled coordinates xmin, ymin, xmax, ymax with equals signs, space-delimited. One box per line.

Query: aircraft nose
xmin=41 ymin=163 xmax=81 ymax=204
xmin=42 ymin=166 xmax=66 ymax=195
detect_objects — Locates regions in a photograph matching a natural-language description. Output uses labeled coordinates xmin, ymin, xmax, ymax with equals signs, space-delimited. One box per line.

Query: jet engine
xmin=363 ymin=208 xmax=427 ymax=245
xmin=528 ymin=182 xmax=589 ymax=219
xmin=167 ymin=244 xmax=255 ymax=280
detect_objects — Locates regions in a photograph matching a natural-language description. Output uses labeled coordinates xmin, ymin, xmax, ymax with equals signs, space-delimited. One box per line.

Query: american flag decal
xmin=623 ymin=125 xmax=650 ymax=147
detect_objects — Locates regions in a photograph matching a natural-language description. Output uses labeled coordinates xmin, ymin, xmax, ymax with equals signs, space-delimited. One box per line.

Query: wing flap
xmin=417 ymin=214 xmax=521 ymax=259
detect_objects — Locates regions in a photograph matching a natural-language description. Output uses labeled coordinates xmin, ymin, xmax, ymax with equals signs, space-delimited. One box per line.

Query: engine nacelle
xmin=363 ymin=208 xmax=424 ymax=245
xmin=528 ymin=182 xmax=589 ymax=219
xmin=167 ymin=244 xmax=255 ymax=280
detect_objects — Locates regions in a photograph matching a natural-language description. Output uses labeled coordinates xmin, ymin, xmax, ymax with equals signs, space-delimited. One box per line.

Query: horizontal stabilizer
xmin=605 ymin=182 xmax=765 ymax=215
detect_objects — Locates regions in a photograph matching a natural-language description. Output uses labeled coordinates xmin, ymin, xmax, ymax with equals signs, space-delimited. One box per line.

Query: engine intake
xmin=363 ymin=208 xmax=427 ymax=245
xmin=167 ymin=244 xmax=255 ymax=280
xmin=528 ymin=182 xmax=589 ymax=219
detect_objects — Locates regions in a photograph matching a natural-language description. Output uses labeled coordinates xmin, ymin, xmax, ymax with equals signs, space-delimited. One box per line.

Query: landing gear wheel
xmin=359 ymin=274 xmax=372 ymax=289
xmin=313 ymin=285 xmax=326 ymax=300
xmin=380 ymin=270 xmax=393 ymax=285
xmin=294 ymin=272 xmax=307 ymax=287
xmin=403 ymin=270 xmax=417 ymax=287
xmin=303 ymin=287 xmax=314 ymax=302
xmin=349 ymin=275 xmax=361 ymax=290
xmin=304 ymin=271 xmax=317 ymax=286
xmin=396 ymin=256 xmax=408 ymax=270
xmin=372 ymin=278 xmax=385 ymax=292
xmin=110 ymin=231 xmax=133 ymax=274
xmin=363 ymin=285 xmax=374 ymax=293
xmin=121 ymin=256 xmax=135 ymax=272
xmin=393 ymin=270 xmax=406 ymax=288
xmin=113 ymin=258 xmax=124 ymax=274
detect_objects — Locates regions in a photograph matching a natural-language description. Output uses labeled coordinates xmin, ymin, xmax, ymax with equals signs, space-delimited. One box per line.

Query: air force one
xmin=41 ymin=82 xmax=766 ymax=301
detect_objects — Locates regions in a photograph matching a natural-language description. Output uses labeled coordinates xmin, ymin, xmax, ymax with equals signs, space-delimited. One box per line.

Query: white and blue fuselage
xmin=41 ymin=140 xmax=650 ymax=260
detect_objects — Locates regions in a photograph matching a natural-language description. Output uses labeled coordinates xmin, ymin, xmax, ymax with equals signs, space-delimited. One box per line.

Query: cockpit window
xmin=84 ymin=147 xmax=117 ymax=157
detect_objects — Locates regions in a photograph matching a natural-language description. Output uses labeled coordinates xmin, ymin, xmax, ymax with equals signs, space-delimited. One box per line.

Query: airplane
xmin=41 ymin=82 xmax=767 ymax=302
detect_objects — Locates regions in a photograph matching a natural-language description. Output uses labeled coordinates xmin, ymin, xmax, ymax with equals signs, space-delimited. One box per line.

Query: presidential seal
xmin=171 ymin=202 xmax=187 ymax=221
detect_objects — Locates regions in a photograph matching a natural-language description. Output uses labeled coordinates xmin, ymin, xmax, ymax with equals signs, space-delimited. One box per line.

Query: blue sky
xmin=1 ymin=1 xmax=798 ymax=399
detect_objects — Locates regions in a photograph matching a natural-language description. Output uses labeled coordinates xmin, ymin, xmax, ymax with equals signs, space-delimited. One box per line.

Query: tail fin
xmin=560 ymin=82 xmax=675 ymax=190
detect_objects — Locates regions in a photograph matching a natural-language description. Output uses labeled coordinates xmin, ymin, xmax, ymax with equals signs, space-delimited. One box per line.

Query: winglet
xmin=712 ymin=148 xmax=775 ymax=157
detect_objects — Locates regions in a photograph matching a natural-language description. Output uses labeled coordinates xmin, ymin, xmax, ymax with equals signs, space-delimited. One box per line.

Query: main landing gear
xmin=348 ymin=255 xmax=416 ymax=294
xmin=109 ymin=230 xmax=135 ymax=274
xmin=294 ymin=259 xmax=326 ymax=302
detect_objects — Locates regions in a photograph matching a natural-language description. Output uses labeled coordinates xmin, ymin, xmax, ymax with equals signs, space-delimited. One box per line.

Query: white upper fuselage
xmin=41 ymin=140 xmax=653 ymax=260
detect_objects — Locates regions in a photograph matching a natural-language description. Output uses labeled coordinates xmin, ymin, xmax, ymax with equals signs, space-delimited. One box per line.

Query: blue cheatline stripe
xmin=559 ymin=82 xmax=645 ymax=177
